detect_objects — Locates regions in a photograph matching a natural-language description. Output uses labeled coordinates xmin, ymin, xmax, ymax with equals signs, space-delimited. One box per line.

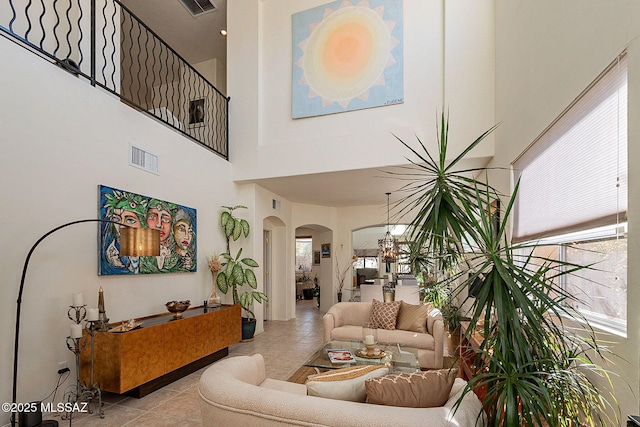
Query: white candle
xmin=72 ymin=292 xmax=83 ymax=307
xmin=87 ymin=308 xmax=99 ymax=321
xmin=70 ymin=324 xmax=83 ymax=338
xmin=365 ymin=334 xmax=375 ymax=345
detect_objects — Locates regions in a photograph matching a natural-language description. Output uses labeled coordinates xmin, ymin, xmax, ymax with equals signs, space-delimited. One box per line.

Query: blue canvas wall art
xmin=292 ymin=0 xmax=404 ymax=118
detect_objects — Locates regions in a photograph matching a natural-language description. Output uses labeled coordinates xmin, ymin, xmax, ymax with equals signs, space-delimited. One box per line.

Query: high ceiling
xmin=122 ymin=1 xmax=492 ymax=208
xmin=120 ymin=0 xmax=227 ymax=65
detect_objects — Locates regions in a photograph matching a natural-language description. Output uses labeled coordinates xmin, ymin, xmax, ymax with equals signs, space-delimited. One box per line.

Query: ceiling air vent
xmin=179 ymin=0 xmax=216 ymax=16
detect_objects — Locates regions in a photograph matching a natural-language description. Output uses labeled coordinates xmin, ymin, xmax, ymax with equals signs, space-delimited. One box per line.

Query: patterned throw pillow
xmin=369 ymin=299 xmax=401 ymax=330
xmin=365 ymin=369 xmax=459 ymax=408
xmin=305 ymin=365 xmax=389 ymax=402
xmin=395 ymin=301 xmax=431 ymax=333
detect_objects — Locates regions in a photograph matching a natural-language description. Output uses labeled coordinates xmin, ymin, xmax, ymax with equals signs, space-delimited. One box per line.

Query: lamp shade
xmin=119 ymin=228 xmax=160 ymax=257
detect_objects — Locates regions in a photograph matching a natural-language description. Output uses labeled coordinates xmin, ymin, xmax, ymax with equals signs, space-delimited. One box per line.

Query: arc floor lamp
xmin=11 ymin=219 xmax=160 ymax=427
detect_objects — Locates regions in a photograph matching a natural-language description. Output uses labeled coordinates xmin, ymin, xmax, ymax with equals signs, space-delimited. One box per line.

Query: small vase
xmin=337 ymin=292 xmax=342 ymax=302
xmin=208 ymin=272 xmax=221 ymax=307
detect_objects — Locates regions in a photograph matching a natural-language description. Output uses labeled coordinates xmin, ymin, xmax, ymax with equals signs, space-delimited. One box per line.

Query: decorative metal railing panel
xmin=0 ymin=0 xmax=229 ymax=159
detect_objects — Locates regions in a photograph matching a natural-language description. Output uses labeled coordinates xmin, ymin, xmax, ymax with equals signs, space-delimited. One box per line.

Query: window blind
xmin=512 ymin=53 xmax=627 ymax=243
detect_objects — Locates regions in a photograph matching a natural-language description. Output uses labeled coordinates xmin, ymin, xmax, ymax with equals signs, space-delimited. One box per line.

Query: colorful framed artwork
xmin=291 ymin=0 xmax=404 ymax=118
xmin=321 ymin=243 xmax=331 ymax=258
xmin=98 ymin=185 xmax=197 ymax=275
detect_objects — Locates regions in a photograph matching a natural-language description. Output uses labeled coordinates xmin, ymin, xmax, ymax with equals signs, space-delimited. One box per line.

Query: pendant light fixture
xmin=378 ymin=192 xmax=399 ymax=262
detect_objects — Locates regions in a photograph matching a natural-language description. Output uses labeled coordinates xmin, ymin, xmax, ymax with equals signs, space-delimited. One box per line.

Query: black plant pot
xmin=242 ymin=317 xmax=257 ymax=341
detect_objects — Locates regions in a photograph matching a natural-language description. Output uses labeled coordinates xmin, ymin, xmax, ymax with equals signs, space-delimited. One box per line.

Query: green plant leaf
xmin=253 ymin=291 xmax=268 ymax=303
xmin=221 ymin=210 xmax=231 ymax=228
xmin=223 ymin=212 xmax=234 ymax=237
xmin=241 ymin=219 xmax=250 ymax=238
xmin=241 ymin=258 xmax=259 ymax=268
xmin=232 ymin=263 xmax=244 ymax=285
xmin=232 ymin=218 xmax=243 ymax=240
xmin=216 ymin=271 xmax=228 ymax=294
xmin=245 ymin=269 xmax=257 ymax=289
xmin=239 ymin=292 xmax=252 ymax=310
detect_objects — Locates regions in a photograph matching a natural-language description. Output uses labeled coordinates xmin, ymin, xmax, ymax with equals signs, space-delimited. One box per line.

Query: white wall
xmin=228 ymin=0 xmax=495 ymax=182
xmin=193 ymin=58 xmax=227 ymax=96
xmin=493 ymin=0 xmax=640 ymax=420
xmin=0 ymin=38 xmax=237 ymax=424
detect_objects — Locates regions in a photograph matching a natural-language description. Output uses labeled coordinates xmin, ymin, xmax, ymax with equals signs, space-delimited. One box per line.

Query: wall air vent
xmin=129 ymin=145 xmax=159 ymax=175
xmin=179 ymin=0 xmax=216 ymax=16
xmin=272 ymin=199 xmax=281 ymax=211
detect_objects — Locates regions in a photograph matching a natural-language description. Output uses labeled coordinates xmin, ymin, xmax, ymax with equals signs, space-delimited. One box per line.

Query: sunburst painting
xmin=292 ymin=0 xmax=403 ymax=119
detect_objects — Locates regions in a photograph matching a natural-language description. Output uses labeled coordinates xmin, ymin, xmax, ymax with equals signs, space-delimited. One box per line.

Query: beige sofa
xmin=198 ymin=353 xmax=485 ymax=427
xmin=323 ymin=302 xmax=444 ymax=369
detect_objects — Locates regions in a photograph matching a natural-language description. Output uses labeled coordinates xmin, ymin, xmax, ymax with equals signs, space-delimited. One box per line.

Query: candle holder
xmin=62 ymin=310 xmax=104 ymax=421
xmin=362 ymin=323 xmax=379 ymax=356
xmin=67 ymin=305 xmax=86 ymax=324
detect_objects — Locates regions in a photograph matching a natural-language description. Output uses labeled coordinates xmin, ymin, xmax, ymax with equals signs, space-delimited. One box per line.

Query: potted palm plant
xmin=216 ymin=205 xmax=268 ymax=341
xmin=405 ymin=203 xmax=463 ymax=356
xmin=392 ymin=112 xmax=617 ymax=426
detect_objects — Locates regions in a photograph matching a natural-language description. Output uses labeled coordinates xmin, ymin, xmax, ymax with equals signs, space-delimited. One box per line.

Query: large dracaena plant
xmin=216 ymin=205 xmax=267 ymax=319
xmin=394 ymin=113 xmax=618 ymax=426
xmin=390 ymin=112 xmax=501 ymax=272
xmin=454 ymin=184 xmax=618 ymax=426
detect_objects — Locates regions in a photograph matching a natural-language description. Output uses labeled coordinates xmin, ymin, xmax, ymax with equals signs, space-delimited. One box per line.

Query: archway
xmin=351 ymin=223 xmax=413 ymax=301
xmin=296 ymin=224 xmax=332 ymax=312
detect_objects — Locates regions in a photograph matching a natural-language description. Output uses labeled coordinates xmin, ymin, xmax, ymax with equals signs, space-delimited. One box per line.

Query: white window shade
xmin=512 ymin=53 xmax=627 ymax=242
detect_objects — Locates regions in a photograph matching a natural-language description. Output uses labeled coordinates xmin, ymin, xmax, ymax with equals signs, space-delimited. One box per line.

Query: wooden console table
xmin=80 ymin=304 xmax=241 ymax=397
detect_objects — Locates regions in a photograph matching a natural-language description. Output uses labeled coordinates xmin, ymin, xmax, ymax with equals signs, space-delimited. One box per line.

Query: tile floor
xmin=56 ymin=299 xmax=324 ymax=427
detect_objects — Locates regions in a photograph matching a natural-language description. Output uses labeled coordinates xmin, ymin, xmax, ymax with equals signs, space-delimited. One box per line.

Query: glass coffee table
xmin=304 ymin=340 xmax=420 ymax=373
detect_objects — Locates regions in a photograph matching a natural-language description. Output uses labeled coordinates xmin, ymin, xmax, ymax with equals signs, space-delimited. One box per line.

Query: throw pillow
xmin=365 ymin=369 xmax=459 ymax=408
xmin=305 ymin=365 xmax=389 ymax=402
xmin=369 ymin=299 xmax=401 ymax=330
xmin=396 ymin=301 xmax=431 ymax=333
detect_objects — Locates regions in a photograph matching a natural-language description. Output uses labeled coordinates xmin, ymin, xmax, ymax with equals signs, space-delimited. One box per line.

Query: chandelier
xmin=378 ymin=192 xmax=399 ymax=262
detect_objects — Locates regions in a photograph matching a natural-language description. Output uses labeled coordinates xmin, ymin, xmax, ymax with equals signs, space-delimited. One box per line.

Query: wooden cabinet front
xmin=80 ymin=304 xmax=240 ymax=394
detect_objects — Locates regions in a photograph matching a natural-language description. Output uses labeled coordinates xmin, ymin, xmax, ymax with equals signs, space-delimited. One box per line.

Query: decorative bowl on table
xmin=165 ymin=300 xmax=191 ymax=319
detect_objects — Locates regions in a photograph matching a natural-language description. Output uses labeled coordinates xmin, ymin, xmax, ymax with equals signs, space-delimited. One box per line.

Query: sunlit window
xmin=296 ymin=237 xmax=312 ymax=272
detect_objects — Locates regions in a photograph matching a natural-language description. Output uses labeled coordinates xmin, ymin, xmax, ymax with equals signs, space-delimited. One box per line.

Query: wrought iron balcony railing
xmin=0 ymin=0 xmax=229 ymax=159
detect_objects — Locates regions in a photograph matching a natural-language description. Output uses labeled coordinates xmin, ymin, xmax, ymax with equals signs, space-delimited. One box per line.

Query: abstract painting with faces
xmin=98 ymin=185 xmax=197 ymax=275
xmin=291 ymin=0 xmax=403 ymax=119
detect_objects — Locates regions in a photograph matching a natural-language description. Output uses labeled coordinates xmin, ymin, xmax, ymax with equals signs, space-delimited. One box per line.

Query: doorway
xmin=263 ymin=229 xmax=272 ymax=321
